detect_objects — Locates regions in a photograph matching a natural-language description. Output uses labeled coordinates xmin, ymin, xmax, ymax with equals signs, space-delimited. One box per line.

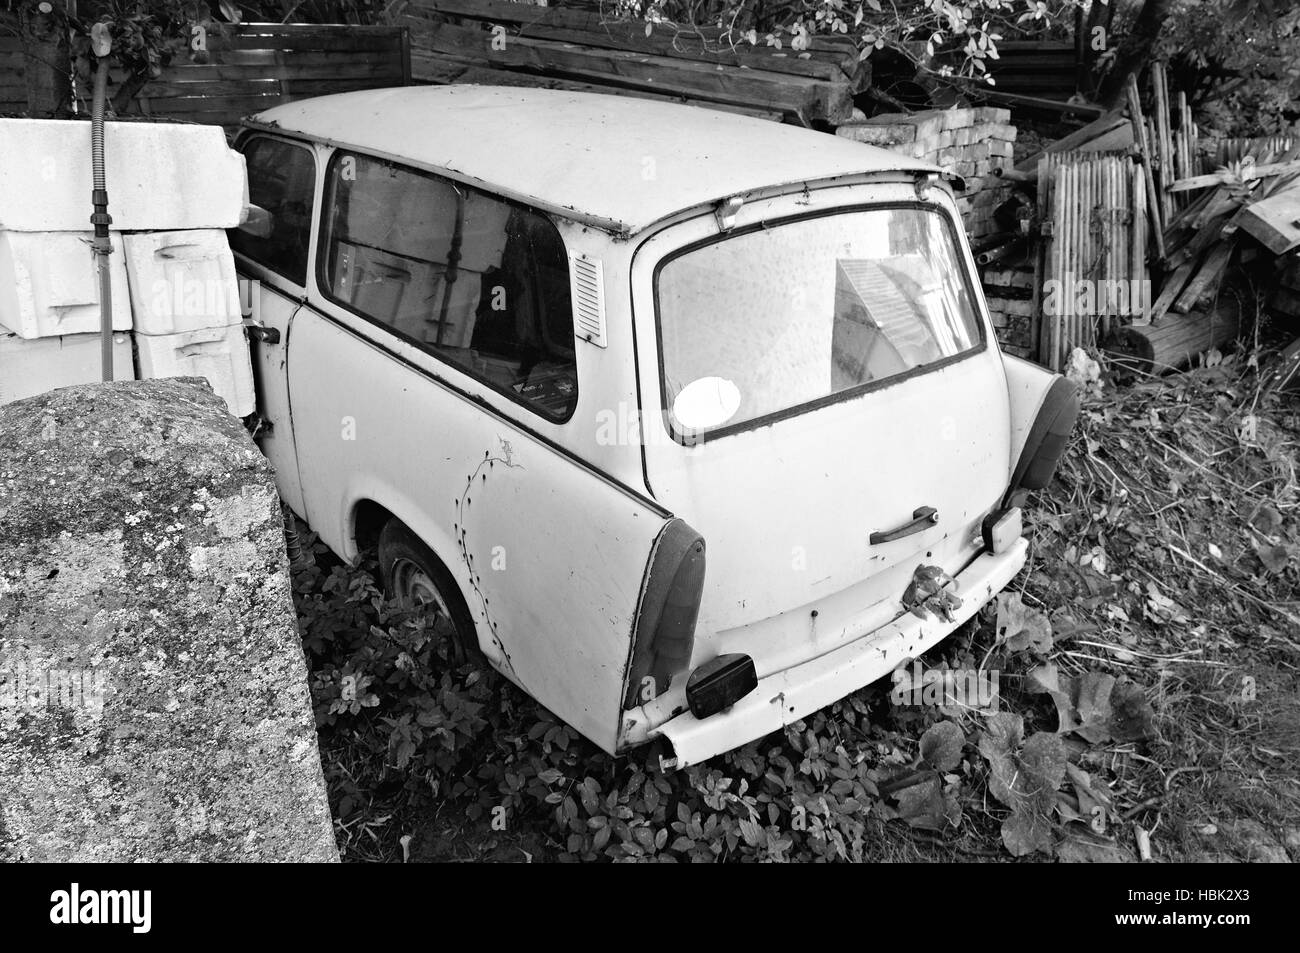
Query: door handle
xmin=245 ymin=323 xmax=280 ymax=345
xmin=870 ymin=506 xmax=939 ymax=545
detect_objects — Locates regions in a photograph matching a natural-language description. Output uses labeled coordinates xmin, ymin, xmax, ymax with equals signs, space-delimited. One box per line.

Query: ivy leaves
xmin=1027 ymin=664 xmax=1157 ymax=743
xmin=979 ymin=713 xmax=1067 ymax=856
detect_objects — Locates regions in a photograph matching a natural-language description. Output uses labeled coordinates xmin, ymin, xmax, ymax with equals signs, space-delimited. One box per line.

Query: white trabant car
xmin=231 ymin=86 xmax=1078 ymax=768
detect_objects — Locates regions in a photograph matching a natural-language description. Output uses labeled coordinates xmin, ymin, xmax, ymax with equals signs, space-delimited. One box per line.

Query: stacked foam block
xmin=0 ymin=120 xmax=254 ymax=415
xmin=835 ymin=107 xmax=1017 ymax=242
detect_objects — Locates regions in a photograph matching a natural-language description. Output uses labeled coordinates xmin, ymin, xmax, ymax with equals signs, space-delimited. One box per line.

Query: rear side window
xmin=318 ymin=151 xmax=578 ymax=422
xmin=231 ymin=136 xmax=316 ymax=285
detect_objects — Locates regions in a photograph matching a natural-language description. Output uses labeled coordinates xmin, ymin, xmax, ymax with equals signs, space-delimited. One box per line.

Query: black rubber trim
xmin=1007 ymin=375 xmax=1080 ymax=500
xmin=622 ymin=518 xmax=705 ymax=710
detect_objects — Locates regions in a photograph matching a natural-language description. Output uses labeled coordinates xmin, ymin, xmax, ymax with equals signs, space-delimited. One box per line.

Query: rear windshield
xmin=656 ymin=206 xmax=984 ymax=437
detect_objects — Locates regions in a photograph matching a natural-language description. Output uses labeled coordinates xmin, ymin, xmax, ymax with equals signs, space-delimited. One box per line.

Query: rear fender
xmin=1002 ymin=354 xmax=1080 ymax=501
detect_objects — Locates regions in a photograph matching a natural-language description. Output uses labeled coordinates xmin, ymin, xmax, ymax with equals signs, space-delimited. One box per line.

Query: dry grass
xmin=1014 ymin=336 xmax=1300 ymax=861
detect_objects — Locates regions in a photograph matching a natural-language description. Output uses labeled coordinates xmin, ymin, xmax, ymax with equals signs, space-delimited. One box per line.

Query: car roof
xmin=249 ymin=85 xmax=935 ymax=235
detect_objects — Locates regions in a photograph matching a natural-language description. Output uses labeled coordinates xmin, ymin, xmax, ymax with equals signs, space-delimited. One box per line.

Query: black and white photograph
xmin=0 ymin=0 xmax=1295 ymax=918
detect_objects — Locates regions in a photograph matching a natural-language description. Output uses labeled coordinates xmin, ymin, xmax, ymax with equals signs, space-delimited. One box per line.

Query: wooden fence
xmin=1 ymin=36 xmax=25 ymax=114
xmin=2 ymin=24 xmax=410 ymax=126
xmin=115 ymin=23 xmax=410 ymax=126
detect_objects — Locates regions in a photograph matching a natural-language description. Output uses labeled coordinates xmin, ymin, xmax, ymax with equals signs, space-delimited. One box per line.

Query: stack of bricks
xmin=835 ymin=107 xmax=1017 ymax=242
xmin=980 ymin=265 xmax=1036 ymax=359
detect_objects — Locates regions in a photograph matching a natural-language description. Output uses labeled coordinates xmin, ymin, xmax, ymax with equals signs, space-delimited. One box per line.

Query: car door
xmin=631 ymin=182 xmax=1012 ymax=674
xmin=229 ymin=133 xmax=319 ymax=517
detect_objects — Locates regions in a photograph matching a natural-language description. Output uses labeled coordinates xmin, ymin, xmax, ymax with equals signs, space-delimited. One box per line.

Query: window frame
xmin=231 ymin=133 xmax=319 ymax=288
xmin=314 ymin=147 xmax=580 ymax=426
xmin=650 ymin=201 xmax=989 ymax=444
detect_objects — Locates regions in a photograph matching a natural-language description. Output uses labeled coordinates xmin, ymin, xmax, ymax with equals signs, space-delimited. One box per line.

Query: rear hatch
xmin=631 ymin=185 xmax=1011 ymax=677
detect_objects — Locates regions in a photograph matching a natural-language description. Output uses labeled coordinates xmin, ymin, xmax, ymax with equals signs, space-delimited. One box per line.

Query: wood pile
xmin=387 ymin=0 xmax=866 ymax=125
xmin=1003 ymin=63 xmax=1300 ymax=372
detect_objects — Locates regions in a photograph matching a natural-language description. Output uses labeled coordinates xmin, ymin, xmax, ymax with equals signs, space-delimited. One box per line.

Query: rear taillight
xmin=623 ymin=519 xmax=706 ymax=710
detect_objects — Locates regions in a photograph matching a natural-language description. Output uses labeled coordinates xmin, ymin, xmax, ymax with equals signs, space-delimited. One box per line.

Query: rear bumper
xmin=651 ymin=537 xmax=1028 ymax=767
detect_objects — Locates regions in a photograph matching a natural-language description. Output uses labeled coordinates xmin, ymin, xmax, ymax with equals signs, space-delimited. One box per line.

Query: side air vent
xmin=569 ymin=252 xmax=607 ymax=348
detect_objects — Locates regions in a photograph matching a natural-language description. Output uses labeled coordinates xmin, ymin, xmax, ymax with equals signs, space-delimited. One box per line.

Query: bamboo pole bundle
xmin=1152 ymin=62 xmax=1175 ymax=223
xmin=1049 ymin=164 xmax=1068 ymax=370
xmin=1132 ymin=161 xmax=1149 ymax=324
xmin=1125 ymin=74 xmax=1166 ymax=258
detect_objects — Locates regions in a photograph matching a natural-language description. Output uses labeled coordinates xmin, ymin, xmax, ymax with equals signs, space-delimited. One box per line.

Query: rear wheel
xmin=377 ymin=519 xmax=481 ymax=665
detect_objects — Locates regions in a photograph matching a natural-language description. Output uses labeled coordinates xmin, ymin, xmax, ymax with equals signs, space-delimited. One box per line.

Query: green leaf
xmin=919 ymin=720 xmax=965 ymax=772
xmin=995 ymin=591 xmax=1053 ymax=654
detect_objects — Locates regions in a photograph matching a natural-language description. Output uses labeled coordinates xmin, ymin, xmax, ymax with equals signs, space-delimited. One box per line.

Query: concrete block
xmin=0 ymin=331 xmax=134 ymax=405
xmin=124 ymin=231 xmax=242 ymax=336
xmin=0 ymin=231 xmax=133 ymax=339
xmin=135 ymin=324 xmax=255 ymax=417
xmin=0 ymin=119 xmax=248 ymax=232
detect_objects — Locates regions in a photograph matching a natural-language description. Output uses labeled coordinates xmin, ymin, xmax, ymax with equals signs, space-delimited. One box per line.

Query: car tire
xmin=377 ymin=518 xmax=482 ymax=665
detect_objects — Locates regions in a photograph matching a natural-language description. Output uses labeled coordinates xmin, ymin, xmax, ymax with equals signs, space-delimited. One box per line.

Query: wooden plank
xmin=1172 ymin=240 xmax=1234 ymax=313
xmin=177 ymin=61 xmax=402 ymax=81
xmin=395 ymin=0 xmax=853 ymax=83
xmin=224 ymin=34 xmax=407 ymax=53
xmin=143 ymin=93 xmax=286 ymax=113
xmin=1168 ymin=159 xmax=1300 ymax=192
xmin=232 ymin=23 xmax=406 ymax=40
xmin=1150 ymin=260 xmax=1194 ymax=322
xmin=123 ymin=65 xmax=403 ymax=98
xmin=162 ymin=50 xmax=411 ymax=69
xmin=409 ymin=19 xmax=848 ymax=122
xmin=399 ymin=0 xmax=862 ymax=74
xmin=131 ymin=62 xmax=404 ymax=85
xmin=1234 ymin=184 xmax=1300 ymax=255
xmin=400 ymin=25 xmax=412 ymax=84
xmin=429 ymin=62 xmax=782 ymax=121
xmin=135 ymin=75 xmax=396 ymax=103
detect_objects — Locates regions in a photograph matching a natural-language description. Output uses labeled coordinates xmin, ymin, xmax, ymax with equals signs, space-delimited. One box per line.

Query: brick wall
xmin=835 ymin=106 xmax=1017 ymax=242
xmin=836 ymin=107 xmax=1031 ymax=357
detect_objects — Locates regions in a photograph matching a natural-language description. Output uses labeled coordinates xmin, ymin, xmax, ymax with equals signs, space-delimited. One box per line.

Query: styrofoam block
xmin=0 ymin=231 xmax=133 ymax=339
xmin=124 ymin=230 xmax=242 ymax=335
xmin=0 ymin=119 xmax=248 ymax=232
xmin=134 ymin=324 xmax=255 ymax=417
xmin=0 ymin=331 xmax=135 ymax=406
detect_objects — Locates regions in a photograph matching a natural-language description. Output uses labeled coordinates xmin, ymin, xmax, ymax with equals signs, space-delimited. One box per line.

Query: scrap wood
xmin=1272 ymin=337 xmax=1300 ymax=389
xmin=1152 ymin=62 xmax=1175 ymax=222
xmin=1173 ymin=240 xmax=1236 ymax=314
xmin=1233 ymin=181 xmax=1300 ymax=256
xmin=403 ymin=0 xmax=865 ymax=83
xmin=395 ymin=0 xmax=856 ymax=123
xmin=1106 ymin=297 xmax=1241 ymax=371
xmin=1013 ymin=108 xmax=1131 ymax=173
xmin=1168 ymin=159 xmax=1300 ymax=193
xmin=1149 ymin=260 xmax=1195 ymax=323
xmin=1126 ymin=74 xmax=1166 ymax=259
